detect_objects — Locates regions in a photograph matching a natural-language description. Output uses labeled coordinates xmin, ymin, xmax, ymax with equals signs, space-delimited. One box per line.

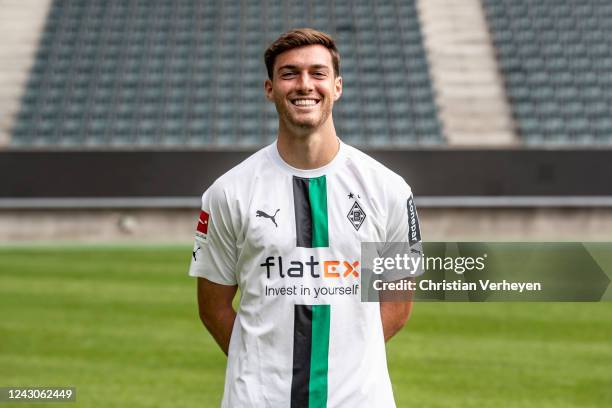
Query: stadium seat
xmin=483 ymin=0 xmax=612 ymax=144
xmin=12 ymin=0 xmax=443 ymax=148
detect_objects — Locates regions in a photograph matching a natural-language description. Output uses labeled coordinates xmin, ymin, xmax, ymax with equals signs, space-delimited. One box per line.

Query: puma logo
xmin=193 ymin=246 xmax=201 ymax=261
xmin=256 ymin=209 xmax=280 ymax=228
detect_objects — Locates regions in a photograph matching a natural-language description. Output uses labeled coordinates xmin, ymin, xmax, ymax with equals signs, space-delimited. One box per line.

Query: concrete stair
xmin=417 ymin=0 xmax=519 ymax=146
xmin=0 ymin=0 xmax=52 ymax=147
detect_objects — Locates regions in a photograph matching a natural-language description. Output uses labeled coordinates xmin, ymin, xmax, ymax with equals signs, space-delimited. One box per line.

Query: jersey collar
xmin=267 ymin=138 xmax=347 ymax=178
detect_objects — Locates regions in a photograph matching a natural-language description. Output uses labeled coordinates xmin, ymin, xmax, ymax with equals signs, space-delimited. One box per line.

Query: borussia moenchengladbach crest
xmin=347 ymin=201 xmax=366 ymax=231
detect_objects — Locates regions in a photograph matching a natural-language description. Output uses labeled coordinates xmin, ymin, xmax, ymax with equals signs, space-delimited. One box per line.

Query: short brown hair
xmin=264 ymin=28 xmax=340 ymax=80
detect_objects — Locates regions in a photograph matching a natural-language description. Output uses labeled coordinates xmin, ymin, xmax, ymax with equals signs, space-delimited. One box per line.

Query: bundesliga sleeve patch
xmin=407 ymin=195 xmax=421 ymax=245
xmin=195 ymin=210 xmax=210 ymax=242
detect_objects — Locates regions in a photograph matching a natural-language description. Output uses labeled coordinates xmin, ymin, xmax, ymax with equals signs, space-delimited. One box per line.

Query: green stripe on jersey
xmin=308 ymin=176 xmax=328 ymax=248
xmin=309 ymin=305 xmax=330 ymax=408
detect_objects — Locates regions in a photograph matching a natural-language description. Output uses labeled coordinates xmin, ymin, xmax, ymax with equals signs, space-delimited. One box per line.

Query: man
xmin=189 ymin=28 xmax=421 ymax=408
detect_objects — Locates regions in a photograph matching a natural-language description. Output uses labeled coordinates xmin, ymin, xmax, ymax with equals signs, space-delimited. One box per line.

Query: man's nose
xmin=296 ymin=72 xmax=314 ymax=92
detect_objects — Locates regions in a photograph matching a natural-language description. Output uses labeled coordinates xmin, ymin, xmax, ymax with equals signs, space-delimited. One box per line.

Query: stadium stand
xmin=10 ymin=0 xmax=443 ymax=148
xmin=3 ymin=0 xmax=612 ymax=245
xmin=483 ymin=0 xmax=612 ymax=145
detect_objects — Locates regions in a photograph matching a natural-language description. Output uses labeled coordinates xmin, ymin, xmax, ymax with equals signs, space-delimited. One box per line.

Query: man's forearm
xmin=200 ymin=308 xmax=237 ymax=355
xmin=196 ymin=278 xmax=238 ymax=355
xmin=380 ymin=301 xmax=412 ymax=342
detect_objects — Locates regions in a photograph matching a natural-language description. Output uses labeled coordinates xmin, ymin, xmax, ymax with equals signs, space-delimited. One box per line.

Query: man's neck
xmin=276 ymin=121 xmax=340 ymax=170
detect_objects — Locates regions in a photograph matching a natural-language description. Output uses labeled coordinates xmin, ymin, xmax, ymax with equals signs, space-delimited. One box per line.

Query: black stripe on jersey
xmin=293 ymin=177 xmax=313 ymax=248
xmin=291 ymin=304 xmax=313 ymax=408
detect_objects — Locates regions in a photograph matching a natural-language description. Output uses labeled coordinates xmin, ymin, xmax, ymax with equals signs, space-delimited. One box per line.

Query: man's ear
xmin=264 ymin=79 xmax=273 ymax=101
xmin=333 ymin=76 xmax=343 ymax=101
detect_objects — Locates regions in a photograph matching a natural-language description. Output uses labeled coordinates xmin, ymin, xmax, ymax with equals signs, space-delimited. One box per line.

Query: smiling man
xmin=189 ymin=28 xmax=421 ymax=408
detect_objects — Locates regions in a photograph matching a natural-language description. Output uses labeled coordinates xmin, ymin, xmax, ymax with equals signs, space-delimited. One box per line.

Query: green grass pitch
xmin=1 ymin=246 xmax=611 ymax=407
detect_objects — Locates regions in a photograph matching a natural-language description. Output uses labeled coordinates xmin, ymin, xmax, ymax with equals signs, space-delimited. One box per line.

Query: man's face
xmin=265 ymin=45 xmax=342 ymax=133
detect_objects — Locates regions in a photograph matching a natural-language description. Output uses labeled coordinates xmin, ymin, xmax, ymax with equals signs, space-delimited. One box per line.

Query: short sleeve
xmin=381 ymin=177 xmax=424 ymax=278
xmin=188 ymin=183 xmax=238 ymax=285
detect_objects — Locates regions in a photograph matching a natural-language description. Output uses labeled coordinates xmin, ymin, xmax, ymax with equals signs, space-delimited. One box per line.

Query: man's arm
xmin=197 ymin=277 xmax=238 ymax=355
xmin=379 ymin=277 xmax=415 ymax=342
xmin=380 ymin=299 xmax=413 ymax=342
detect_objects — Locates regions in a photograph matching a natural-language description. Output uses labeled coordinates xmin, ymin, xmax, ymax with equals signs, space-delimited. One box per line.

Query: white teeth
xmin=293 ymin=99 xmax=318 ymax=106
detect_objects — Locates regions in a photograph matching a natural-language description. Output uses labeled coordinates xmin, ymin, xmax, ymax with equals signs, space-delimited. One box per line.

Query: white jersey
xmin=189 ymin=140 xmax=421 ymax=408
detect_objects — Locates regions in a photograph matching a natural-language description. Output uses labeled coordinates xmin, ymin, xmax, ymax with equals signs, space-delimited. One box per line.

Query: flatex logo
xmin=261 ymin=256 xmax=359 ymax=279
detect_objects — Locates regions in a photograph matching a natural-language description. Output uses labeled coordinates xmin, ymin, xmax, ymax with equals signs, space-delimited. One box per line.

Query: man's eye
xmin=313 ymin=72 xmax=327 ymax=77
xmin=281 ymin=73 xmax=296 ymax=78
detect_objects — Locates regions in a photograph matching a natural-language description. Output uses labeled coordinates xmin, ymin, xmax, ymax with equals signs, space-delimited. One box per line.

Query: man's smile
xmin=291 ymin=98 xmax=320 ymax=107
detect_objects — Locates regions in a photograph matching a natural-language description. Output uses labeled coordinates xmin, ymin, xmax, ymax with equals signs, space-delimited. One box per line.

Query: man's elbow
xmin=198 ymin=303 xmax=233 ymax=328
xmin=400 ymin=304 xmax=412 ymax=327
xmin=198 ymin=306 xmax=218 ymax=329
xmin=391 ymin=309 xmax=411 ymax=333
xmin=388 ymin=303 xmax=413 ymax=333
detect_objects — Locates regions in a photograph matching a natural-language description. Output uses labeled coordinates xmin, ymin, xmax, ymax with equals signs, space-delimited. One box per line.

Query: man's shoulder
xmin=211 ymin=144 xmax=272 ymax=187
xmin=202 ymin=144 xmax=272 ymax=203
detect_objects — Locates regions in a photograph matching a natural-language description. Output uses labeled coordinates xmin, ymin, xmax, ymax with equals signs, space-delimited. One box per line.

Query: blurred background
xmin=1 ymin=1 xmax=611 ymax=407
xmin=1 ymin=0 xmax=612 ymax=243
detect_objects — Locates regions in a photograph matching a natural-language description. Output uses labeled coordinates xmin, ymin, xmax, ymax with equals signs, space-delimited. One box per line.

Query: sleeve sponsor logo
xmin=407 ymin=195 xmax=421 ymax=246
xmin=195 ymin=210 xmax=210 ymax=242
